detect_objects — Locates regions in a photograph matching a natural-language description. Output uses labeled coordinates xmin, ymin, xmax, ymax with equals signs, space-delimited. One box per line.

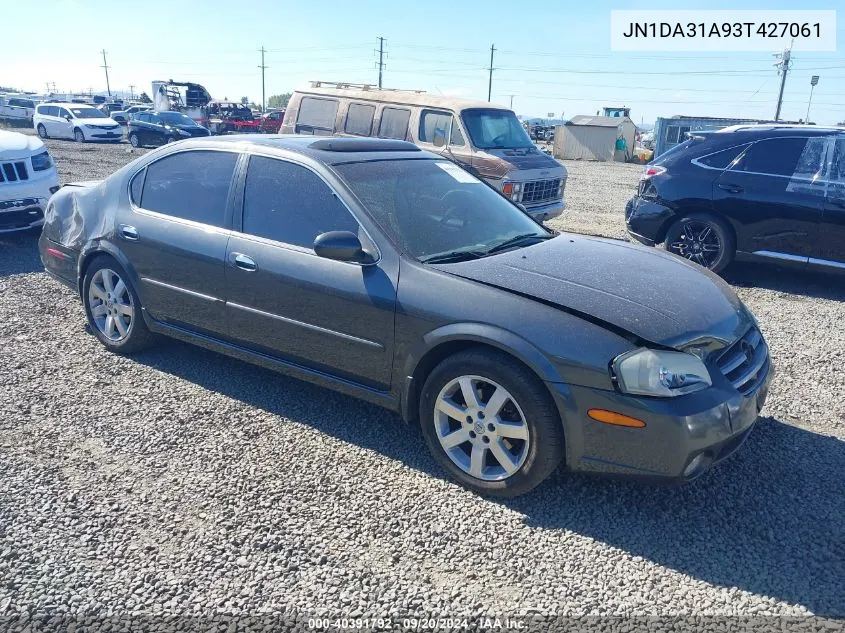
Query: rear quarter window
xmin=695 ymin=144 xmax=750 ymax=169
xmin=295 ymin=97 xmax=339 ymax=134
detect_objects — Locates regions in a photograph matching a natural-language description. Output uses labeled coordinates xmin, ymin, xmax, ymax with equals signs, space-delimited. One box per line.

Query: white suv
xmin=0 ymin=130 xmax=60 ymax=233
xmin=33 ymin=103 xmax=122 ymax=143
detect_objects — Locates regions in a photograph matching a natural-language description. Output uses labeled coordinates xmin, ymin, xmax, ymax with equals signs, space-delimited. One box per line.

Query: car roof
xmin=165 ymin=135 xmax=437 ymax=165
xmin=43 ymin=102 xmax=97 ymax=108
xmin=707 ymin=125 xmax=844 ymax=139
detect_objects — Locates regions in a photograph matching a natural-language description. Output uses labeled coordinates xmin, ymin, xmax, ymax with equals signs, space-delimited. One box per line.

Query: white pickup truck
xmin=0 ymin=95 xmax=36 ymax=125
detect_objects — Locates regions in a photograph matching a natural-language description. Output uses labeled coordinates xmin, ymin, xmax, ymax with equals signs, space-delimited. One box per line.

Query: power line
xmin=101 ymin=49 xmax=111 ymax=97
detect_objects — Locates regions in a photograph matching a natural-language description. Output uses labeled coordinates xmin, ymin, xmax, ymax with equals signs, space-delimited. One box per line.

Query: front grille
xmin=522 ymin=178 xmax=561 ymax=204
xmin=0 ymin=161 xmax=29 ymax=184
xmin=716 ymin=327 xmax=769 ymax=396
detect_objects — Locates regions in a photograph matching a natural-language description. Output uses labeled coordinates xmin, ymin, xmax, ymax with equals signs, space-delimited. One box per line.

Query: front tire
xmin=82 ymin=256 xmax=155 ymax=354
xmin=419 ymin=348 xmax=564 ymax=498
xmin=663 ymin=213 xmax=735 ymax=273
xmin=74 ymin=128 xmax=85 ymax=143
xmin=37 ymin=124 xmax=48 ymax=139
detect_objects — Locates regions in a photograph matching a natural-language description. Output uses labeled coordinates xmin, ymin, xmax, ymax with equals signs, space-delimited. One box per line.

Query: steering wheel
xmin=439 ymin=190 xmax=477 ymax=228
xmin=489 ymin=133 xmax=508 ymax=146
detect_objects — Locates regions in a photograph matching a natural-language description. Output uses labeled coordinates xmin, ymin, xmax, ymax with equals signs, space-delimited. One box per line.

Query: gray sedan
xmin=38 ymin=136 xmax=771 ymax=497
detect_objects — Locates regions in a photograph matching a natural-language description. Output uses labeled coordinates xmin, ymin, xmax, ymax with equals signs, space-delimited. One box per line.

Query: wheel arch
xmin=77 ymin=241 xmax=142 ymax=302
xmin=400 ymin=323 xmax=564 ymax=425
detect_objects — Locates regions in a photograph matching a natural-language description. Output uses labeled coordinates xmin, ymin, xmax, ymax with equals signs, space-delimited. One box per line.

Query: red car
xmin=259 ymin=110 xmax=285 ymax=134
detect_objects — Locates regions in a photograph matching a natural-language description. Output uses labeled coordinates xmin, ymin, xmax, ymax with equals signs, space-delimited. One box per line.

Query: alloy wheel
xmin=87 ymin=268 xmax=134 ymax=342
xmin=433 ymin=375 xmax=530 ymax=481
xmin=669 ymin=220 xmax=722 ymax=268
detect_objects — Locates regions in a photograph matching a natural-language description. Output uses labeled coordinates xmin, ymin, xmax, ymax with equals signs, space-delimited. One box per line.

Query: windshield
xmin=461 ymin=108 xmax=533 ymax=150
xmin=159 ymin=111 xmax=196 ymax=125
xmin=70 ymin=107 xmax=107 ymax=119
xmin=334 ymin=159 xmax=549 ymax=261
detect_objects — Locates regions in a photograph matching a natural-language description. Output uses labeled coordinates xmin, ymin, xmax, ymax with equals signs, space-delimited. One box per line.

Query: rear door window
xmin=733 ymin=137 xmax=826 ymax=178
xmin=139 ymin=150 xmax=238 ymax=227
xmin=344 ymin=103 xmax=375 ymax=136
xmin=295 ymin=97 xmax=338 ymax=134
xmin=242 ymin=156 xmax=360 ymax=249
xmin=378 ymin=107 xmax=410 ymax=140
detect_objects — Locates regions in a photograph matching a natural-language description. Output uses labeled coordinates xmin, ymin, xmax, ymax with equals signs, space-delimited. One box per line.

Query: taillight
xmin=642 ymin=165 xmax=666 ymax=178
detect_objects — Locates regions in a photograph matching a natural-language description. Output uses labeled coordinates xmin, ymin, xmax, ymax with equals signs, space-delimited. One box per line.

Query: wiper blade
xmin=485 ymin=233 xmax=555 ymax=255
xmin=420 ymin=249 xmax=486 ymax=264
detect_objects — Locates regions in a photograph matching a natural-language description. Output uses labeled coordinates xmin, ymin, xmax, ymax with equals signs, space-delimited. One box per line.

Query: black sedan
xmin=127 ymin=110 xmax=209 ymax=148
xmin=626 ymin=126 xmax=845 ymax=274
xmin=39 ymin=137 xmax=771 ymax=497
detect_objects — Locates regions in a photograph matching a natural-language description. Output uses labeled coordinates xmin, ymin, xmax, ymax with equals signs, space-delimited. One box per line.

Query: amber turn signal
xmin=587 ymin=409 xmax=646 ymax=428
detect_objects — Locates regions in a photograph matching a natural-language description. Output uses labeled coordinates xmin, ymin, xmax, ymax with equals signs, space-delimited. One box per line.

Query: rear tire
xmin=37 ymin=124 xmax=48 ymax=139
xmin=419 ymin=348 xmax=564 ymax=498
xmin=128 ymin=133 xmax=141 ymax=148
xmin=663 ymin=213 xmax=735 ymax=273
xmin=82 ymin=256 xmax=156 ymax=354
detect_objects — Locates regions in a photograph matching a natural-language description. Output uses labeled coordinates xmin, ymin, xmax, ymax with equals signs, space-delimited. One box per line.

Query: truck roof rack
xmin=309 ymin=80 xmax=426 ymax=94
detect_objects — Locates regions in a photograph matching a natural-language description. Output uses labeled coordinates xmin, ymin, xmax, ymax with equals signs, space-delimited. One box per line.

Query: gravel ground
xmin=1 ymin=134 xmax=843 ymax=629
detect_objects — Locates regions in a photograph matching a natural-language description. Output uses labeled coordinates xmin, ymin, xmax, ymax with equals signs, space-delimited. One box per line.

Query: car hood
xmin=431 ymin=234 xmax=751 ymax=349
xmin=0 ymin=130 xmax=46 ymax=160
xmin=472 ymin=146 xmax=562 ymax=180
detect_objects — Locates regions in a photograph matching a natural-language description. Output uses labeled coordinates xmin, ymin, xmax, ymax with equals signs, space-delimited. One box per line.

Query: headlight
xmin=177 ymin=128 xmax=191 ymax=136
xmin=501 ymin=181 xmax=522 ymax=202
xmin=31 ymin=151 xmax=53 ymax=172
xmin=612 ymin=348 xmax=711 ymax=397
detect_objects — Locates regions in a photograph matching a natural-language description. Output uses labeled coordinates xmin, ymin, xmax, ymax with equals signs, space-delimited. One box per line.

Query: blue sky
xmin=3 ymin=0 xmax=843 ymax=124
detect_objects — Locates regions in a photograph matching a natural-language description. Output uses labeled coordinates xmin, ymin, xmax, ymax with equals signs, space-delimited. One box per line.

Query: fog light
xmin=683 ymin=453 xmax=712 ymax=478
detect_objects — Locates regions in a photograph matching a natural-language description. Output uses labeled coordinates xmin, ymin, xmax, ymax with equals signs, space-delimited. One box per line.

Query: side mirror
xmin=313 ymin=231 xmax=374 ymax=264
xmin=64 ymin=115 xmax=72 ymax=121
xmin=432 ymin=128 xmax=447 ymax=148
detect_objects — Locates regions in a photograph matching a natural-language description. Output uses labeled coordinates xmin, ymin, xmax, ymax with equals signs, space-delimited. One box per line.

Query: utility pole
xmin=773 ymin=44 xmax=792 ymax=121
xmin=101 ymin=49 xmax=112 ymax=97
xmin=508 ymin=94 xmax=514 ymax=109
xmin=129 ymin=84 xmax=135 ymax=100
xmin=487 ymin=44 xmax=496 ymax=102
xmin=806 ymin=75 xmax=819 ymax=123
xmin=376 ymin=37 xmax=386 ymax=89
xmin=258 ymin=46 xmax=268 ymax=112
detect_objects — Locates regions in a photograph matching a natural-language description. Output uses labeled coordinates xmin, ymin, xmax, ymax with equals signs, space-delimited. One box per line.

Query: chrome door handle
xmin=231 ymin=253 xmax=257 ymax=271
xmin=718 ymin=183 xmax=743 ymax=194
xmin=119 ymin=224 xmax=139 ymax=241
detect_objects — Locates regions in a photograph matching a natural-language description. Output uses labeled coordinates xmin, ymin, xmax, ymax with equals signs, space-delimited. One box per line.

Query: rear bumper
xmin=548 ymin=363 xmax=773 ymax=482
xmin=625 ymin=195 xmax=676 ymax=245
